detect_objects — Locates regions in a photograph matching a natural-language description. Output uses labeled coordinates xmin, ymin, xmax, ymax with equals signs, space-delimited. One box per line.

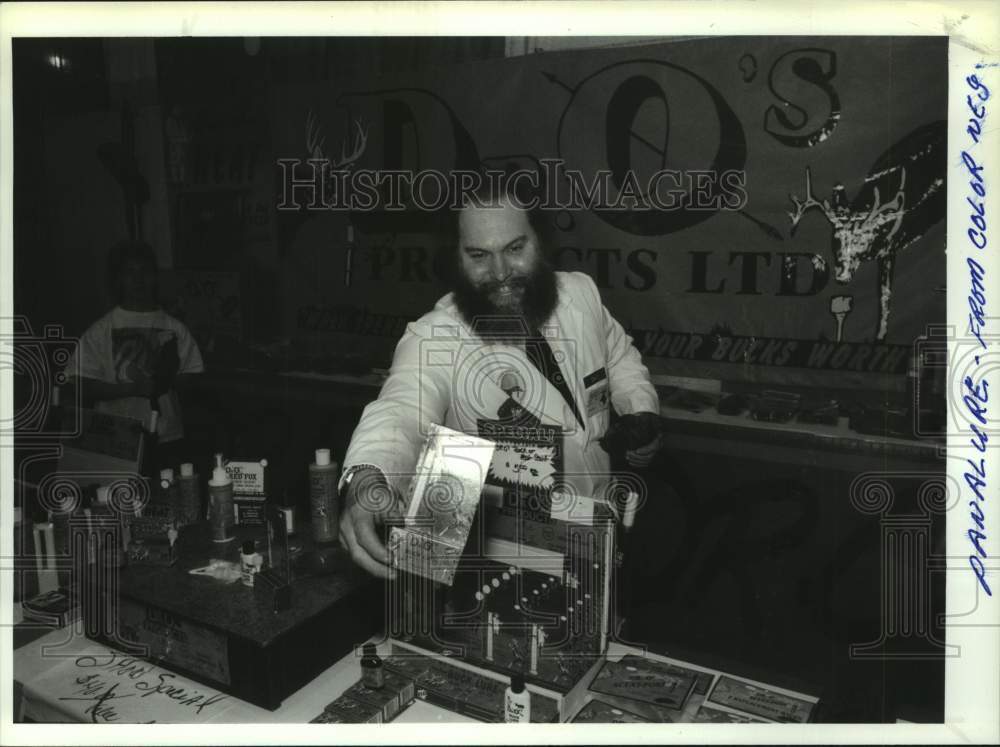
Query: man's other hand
xmin=620 ymin=412 xmax=662 ymax=467
xmin=339 ymin=467 xmax=400 ymax=579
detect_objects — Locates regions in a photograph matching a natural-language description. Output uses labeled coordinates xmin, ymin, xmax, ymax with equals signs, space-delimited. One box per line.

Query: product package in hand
xmin=387 ymin=424 xmax=494 ymax=585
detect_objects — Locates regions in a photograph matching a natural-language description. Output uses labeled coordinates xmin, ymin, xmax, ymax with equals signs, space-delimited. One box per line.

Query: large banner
xmin=268 ymin=36 xmax=947 ymax=388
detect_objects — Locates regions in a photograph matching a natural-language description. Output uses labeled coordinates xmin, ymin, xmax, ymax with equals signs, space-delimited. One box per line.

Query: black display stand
xmin=84 ymin=522 xmax=381 ymax=710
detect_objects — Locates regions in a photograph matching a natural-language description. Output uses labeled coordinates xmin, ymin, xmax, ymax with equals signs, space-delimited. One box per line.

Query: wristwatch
xmin=340 ymin=464 xmax=384 ymax=500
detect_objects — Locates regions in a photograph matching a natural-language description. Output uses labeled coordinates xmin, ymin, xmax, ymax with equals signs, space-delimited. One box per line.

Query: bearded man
xmin=338 ymin=185 xmax=661 ymax=578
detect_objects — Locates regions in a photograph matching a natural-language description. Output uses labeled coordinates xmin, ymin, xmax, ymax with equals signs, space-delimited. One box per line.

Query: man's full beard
xmin=451 ymin=258 xmax=559 ymax=342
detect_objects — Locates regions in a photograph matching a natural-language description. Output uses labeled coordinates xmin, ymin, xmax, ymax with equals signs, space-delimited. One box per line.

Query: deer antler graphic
xmin=305 ymin=111 xmax=368 ymax=170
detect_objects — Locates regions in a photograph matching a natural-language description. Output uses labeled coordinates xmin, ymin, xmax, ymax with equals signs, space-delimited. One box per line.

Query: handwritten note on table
xmin=27 ymin=648 xmax=231 ymax=723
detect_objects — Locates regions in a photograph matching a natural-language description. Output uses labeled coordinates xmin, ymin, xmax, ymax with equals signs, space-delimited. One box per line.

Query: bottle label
xmin=309 ymin=469 xmax=339 ymax=542
xmin=504 ymin=696 xmax=529 ymax=723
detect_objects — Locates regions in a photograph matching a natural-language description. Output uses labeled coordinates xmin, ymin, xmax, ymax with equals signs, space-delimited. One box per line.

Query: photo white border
xmin=1 ymin=1 xmax=998 ymax=744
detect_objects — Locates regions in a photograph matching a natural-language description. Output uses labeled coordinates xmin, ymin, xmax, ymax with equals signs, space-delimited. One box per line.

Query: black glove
xmin=599 ymin=412 xmax=661 ymax=454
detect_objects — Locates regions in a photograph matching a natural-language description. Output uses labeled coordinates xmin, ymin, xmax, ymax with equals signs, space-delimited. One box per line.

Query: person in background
xmin=338 ymin=183 xmax=661 ymax=578
xmin=64 ymin=240 xmax=204 ymax=465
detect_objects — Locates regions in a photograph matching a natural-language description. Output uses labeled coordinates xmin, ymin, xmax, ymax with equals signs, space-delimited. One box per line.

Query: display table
xmin=13 ymin=616 xmax=818 ymax=724
xmin=12 ymin=623 xmax=473 ymax=724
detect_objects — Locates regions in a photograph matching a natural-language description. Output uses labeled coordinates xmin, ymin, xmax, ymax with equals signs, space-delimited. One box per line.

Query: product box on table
xmin=590 ymin=656 xmax=696 ymax=722
xmin=387 ymin=643 xmax=561 ymax=722
xmin=572 ymin=698 xmax=652 ymax=723
xmin=226 ymin=459 xmax=269 ymax=527
xmin=311 ymin=696 xmax=382 ymax=724
xmin=704 ymin=675 xmax=818 ymax=723
xmin=386 ymin=422 xmax=615 ymax=722
xmin=339 ymin=671 xmax=416 ymax=722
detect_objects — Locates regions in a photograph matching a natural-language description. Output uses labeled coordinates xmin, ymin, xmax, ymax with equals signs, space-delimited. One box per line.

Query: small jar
xmin=360 ymin=643 xmax=384 ymax=689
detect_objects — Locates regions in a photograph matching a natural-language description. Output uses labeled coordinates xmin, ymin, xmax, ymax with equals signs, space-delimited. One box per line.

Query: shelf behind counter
xmin=185 ymin=367 xmax=943 ymax=468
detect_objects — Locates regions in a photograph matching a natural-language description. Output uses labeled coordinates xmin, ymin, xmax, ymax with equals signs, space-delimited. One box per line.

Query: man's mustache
xmin=479 ymin=276 xmax=529 ymax=294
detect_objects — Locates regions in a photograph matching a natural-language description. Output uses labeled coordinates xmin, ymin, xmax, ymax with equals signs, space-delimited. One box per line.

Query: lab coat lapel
xmin=538 ymin=295 xmax=587 ymax=435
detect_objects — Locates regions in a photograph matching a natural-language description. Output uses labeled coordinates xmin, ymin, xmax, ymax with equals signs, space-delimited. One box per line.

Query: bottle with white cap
xmin=309 ymin=448 xmax=339 ymax=544
xmin=207 ymin=453 xmax=234 ymax=542
xmin=177 ymin=462 xmax=201 ymax=525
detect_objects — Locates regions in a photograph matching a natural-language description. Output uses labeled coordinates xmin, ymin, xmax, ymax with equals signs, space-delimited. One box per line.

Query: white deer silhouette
xmin=788 ymin=166 xmax=909 ymax=340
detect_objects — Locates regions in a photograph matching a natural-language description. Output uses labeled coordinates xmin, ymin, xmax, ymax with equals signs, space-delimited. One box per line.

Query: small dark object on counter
xmin=717 ymin=393 xmax=750 ymax=416
xmin=750 ymin=390 xmax=801 ymax=423
xmin=850 ymin=402 xmax=911 ymax=438
xmin=126 ymin=536 xmax=177 ymax=566
xmin=21 ymin=587 xmax=81 ymax=628
xmin=253 ymin=567 xmax=292 ymax=611
xmin=660 ymin=387 xmax=720 ymax=413
xmin=797 ymin=399 xmax=840 ymax=425
xmin=361 ymin=643 xmax=385 ymax=689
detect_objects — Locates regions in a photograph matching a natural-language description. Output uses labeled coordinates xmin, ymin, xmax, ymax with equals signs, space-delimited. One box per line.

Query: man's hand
xmin=626 ymin=431 xmax=661 ymax=467
xmin=339 ymin=467 xmax=401 ymax=579
xmin=600 ymin=411 xmax=662 ymax=467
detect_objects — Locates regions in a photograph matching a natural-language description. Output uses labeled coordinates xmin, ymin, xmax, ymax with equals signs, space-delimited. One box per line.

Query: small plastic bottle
xmin=504 ymin=674 xmax=531 ymax=723
xmin=361 ymin=643 xmax=384 ymax=689
xmin=208 ymin=454 xmax=234 ymax=543
xmin=177 ymin=462 xmax=201 ymax=525
xmin=309 ymin=449 xmax=339 ymax=544
xmin=240 ymin=540 xmax=263 ymax=587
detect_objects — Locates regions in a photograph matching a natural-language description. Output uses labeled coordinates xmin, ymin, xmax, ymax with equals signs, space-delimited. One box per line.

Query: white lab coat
xmin=342 ymin=271 xmax=659 ymax=499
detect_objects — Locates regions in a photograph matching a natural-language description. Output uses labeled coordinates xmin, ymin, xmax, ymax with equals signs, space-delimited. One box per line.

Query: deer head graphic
xmin=787 ymin=121 xmax=946 ymax=340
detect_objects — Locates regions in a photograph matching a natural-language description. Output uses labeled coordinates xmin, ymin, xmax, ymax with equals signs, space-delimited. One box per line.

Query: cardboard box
xmin=234 ymin=496 xmax=266 ymax=527
xmin=572 ymin=698 xmax=651 ymax=723
xmin=312 ymin=696 xmax=382 ymax=723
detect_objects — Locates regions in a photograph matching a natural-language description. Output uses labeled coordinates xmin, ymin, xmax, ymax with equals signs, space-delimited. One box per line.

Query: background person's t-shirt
xmin=66 ymin=307 xmax=204 ymax=442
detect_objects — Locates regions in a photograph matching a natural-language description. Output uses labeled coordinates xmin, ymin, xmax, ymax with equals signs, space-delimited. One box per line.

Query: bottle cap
xmin=214 ymin=452 xmax=225 ymax=469
xmin=510 ymin=674 xmax=525 ymax=693
xmin=180 ymin=463 xmax=194 ymax=477
xmin=160 ymin=468 xmax=175 ymax=483
xmin=242 ymin=540 xmax=255 ymax=555
xmin=211 ymin=466 xmax=230 ymax=485
xmin=315 ymin=448 xmax=331 ymax=466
